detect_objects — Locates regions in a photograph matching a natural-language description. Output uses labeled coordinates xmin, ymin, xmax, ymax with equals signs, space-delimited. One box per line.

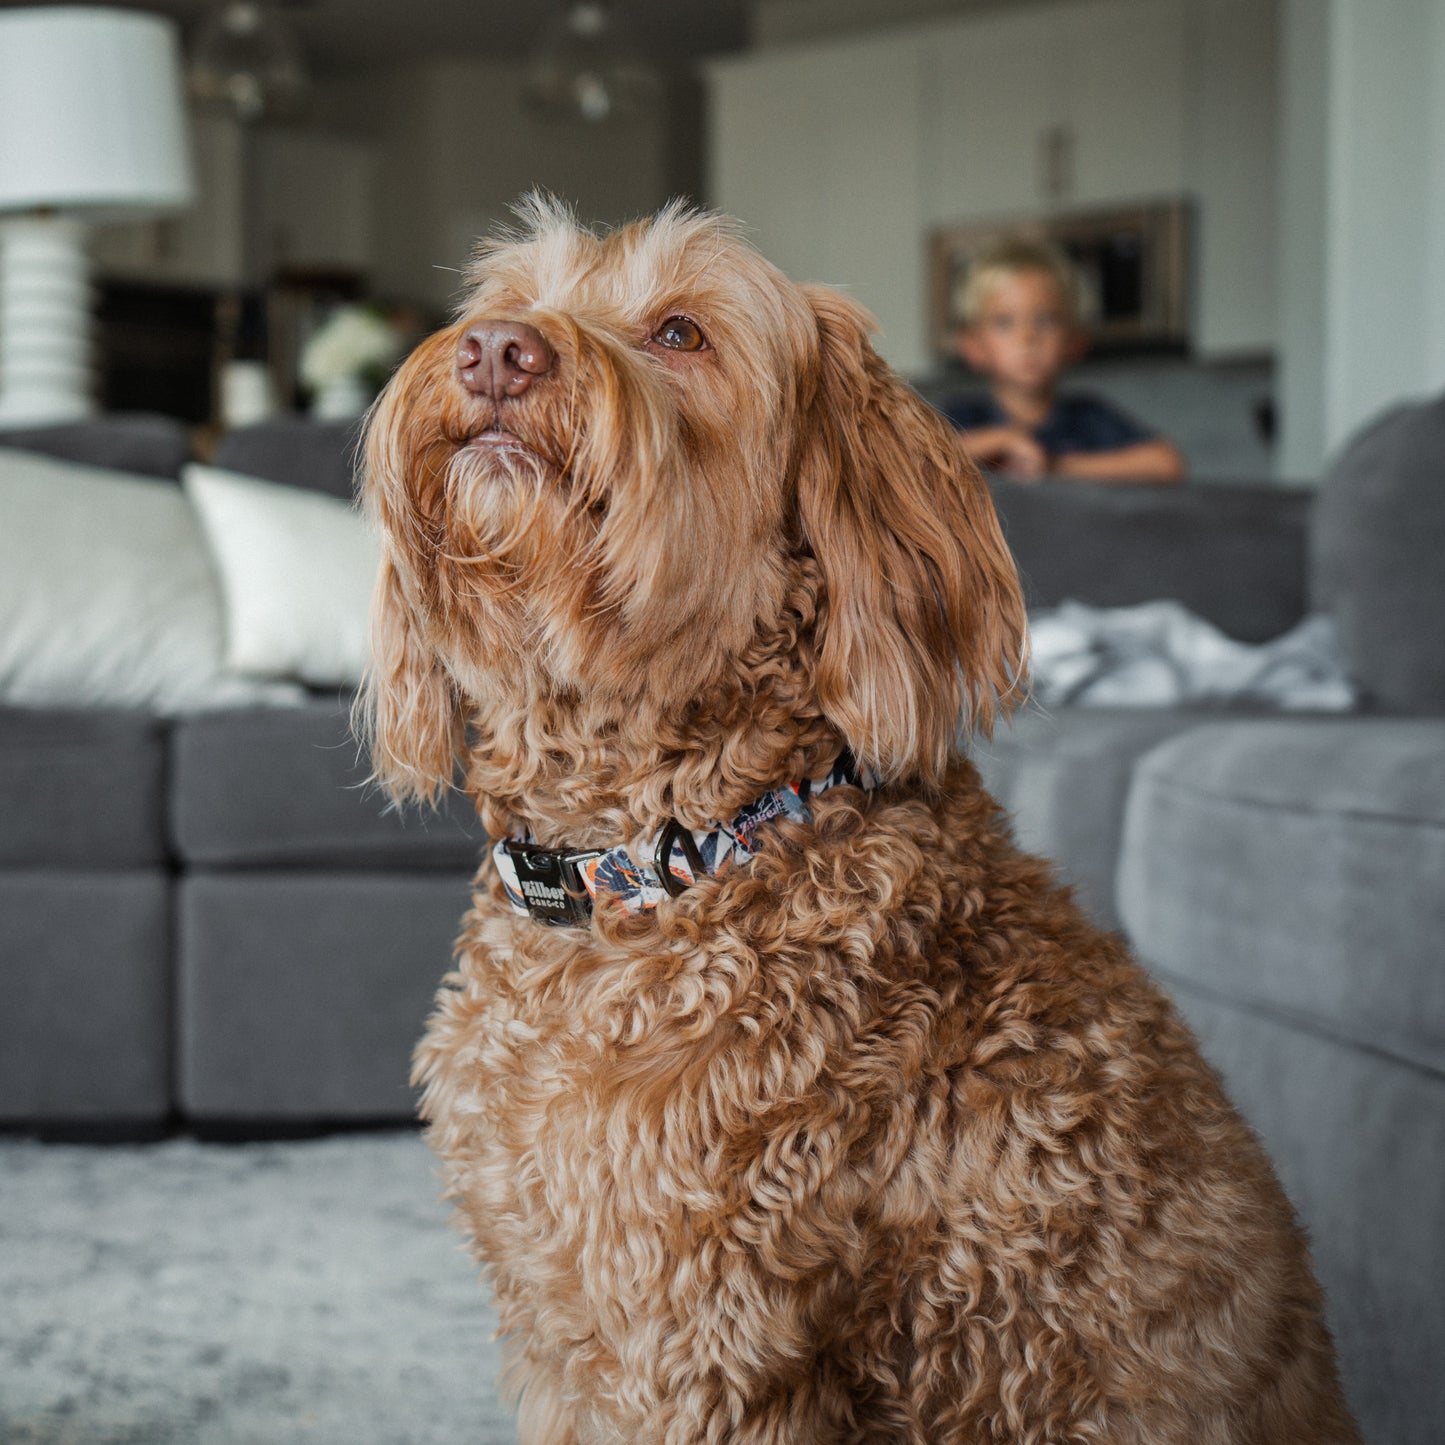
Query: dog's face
xmin=363 ymin=198 xmax=1025 ymax=804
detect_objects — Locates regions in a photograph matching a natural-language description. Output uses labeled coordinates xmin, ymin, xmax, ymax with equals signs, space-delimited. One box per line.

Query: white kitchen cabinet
xmin=921 ymin=0 xmax=1186 ymax=222
xmin=920 ymin=7 xmax=1063 ymax=224
xmin=709 ymin=31 xmax=925 ymax=369
xmin=708 ymin=0 xmax=1278 ymax=367
xmin=709 ymin=49 xmax=830 ymax=297
xmin=1055 ymin=0 xmax=1188 ymax=209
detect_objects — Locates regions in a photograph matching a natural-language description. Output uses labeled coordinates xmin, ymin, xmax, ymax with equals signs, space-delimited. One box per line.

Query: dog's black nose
xmin=457 ymin=321 xmax=555 ymax=399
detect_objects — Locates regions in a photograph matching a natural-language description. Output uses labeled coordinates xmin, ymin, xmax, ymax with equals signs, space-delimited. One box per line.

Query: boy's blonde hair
xmin=953 ymin=237 xmax=1088 ymax=329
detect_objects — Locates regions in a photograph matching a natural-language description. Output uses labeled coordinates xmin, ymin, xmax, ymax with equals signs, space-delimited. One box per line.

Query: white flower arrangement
xmin=300 ymin=304 xmax=403 ymax=391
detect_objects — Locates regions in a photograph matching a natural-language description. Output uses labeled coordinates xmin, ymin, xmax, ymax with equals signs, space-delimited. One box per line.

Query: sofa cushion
xmin=0 ymin=413 xmax=191 ymax=481
xmin=1117 ymin=718 xmax=1445 ymax=1076
xmin=211 ymin=416 xmax=362 ymax=500
xmin=1311 ymin=391 xmax=1445 ymax=711
xmin=183 ymin=463 xmax=377 ymax=688
xmin=988 ymin=479 xmax=1310 ymax=643
xmin=0 ymin=448 xmax=304 ymax=714
xmin=968 ymin=706 xmax=1210 ymax=929
xmin=0 ymin=870 xmax=171 ymax=1124
xmin=177 ymin=871 xmax=470 ymax=1120
xmin=0 ymin=708 xmax=166 ymax=867
xmin=1165 ymin=992 xmax=1445 ymax=1445
xmin=169 ymin=698 xmax=487 ymax=870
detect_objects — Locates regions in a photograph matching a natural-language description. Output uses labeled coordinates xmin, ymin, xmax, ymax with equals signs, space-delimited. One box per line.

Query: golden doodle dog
xmin=360 ymin=198 xmax=1359 ymax=1444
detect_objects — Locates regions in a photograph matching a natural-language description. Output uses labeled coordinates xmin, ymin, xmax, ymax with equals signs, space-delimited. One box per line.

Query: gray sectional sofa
xmin=0 ymin=415 xmax=487 ymax=1132
xmin=1 ymin=400 xmax=1441 ymax=1442
xmin=969 ymin=396 xmax=1445 ymax=1445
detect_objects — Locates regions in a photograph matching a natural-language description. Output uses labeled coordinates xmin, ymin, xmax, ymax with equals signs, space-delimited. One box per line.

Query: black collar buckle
xmin=501 ymin=839 xmax=601 ymax=927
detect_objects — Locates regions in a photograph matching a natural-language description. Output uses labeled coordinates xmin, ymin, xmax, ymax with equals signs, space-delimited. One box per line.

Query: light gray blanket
xmin=1028 ymin=601 xmax=1357 ymax=711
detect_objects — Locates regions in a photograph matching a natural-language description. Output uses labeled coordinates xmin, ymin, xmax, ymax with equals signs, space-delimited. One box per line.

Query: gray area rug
xmin=0 ymin=1132 xmax=518 ymax=1444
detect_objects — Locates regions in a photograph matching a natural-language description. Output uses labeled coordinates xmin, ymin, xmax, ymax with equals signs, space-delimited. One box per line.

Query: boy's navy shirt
xmin=940 ymin=390 xmax=1156 ymax=457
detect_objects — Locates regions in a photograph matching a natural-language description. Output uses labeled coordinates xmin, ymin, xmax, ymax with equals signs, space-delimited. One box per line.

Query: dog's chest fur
xmin=412 ymin=769 xmax=1312 ymax=1438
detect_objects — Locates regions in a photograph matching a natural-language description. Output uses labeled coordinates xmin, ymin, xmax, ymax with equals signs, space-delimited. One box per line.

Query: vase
xmin=311 ymin=375 xmax=370 ymax=420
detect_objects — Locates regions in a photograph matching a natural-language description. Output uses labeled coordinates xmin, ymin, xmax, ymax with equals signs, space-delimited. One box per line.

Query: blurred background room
xmin=4 ymin=0 xmax=1435 ymax=481
xmin=1 ymin=3 xmax=1442 ymax=1443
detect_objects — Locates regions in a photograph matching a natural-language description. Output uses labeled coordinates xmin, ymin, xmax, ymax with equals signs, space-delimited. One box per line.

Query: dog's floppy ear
xmin=354 ymin=359 xmax=467 ymax=809
xmin=355 ymin=554 xmax=466 ymax=808
xmin=795 ymin=285 xmax=1027 ymax=785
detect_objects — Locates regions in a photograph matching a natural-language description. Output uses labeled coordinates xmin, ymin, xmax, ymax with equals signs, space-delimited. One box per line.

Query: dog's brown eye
xmin=654 ymin=316 xmax=708 ymax=352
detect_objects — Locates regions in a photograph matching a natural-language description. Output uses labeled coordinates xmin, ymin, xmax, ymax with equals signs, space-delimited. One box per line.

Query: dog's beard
xmin=440 ymin=438 xmax=601 ymax=597
xmin=437 ymin=351 xmax=691 ymax=608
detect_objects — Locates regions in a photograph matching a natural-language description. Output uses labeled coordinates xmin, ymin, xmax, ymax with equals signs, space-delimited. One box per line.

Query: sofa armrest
xmin=212 ymin=416 xmax=364 ymax=500
xmin=0 ymin=413 xmax=192 ymax=481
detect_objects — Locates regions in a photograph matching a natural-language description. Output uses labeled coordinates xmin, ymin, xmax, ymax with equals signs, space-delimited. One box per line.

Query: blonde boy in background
xmin=943 ymin=238 xmax=1186 ymax=483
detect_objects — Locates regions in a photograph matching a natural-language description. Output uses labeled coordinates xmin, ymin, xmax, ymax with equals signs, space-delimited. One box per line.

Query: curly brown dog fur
xmin=360 ymin=198 xmax=1360 ymax=1444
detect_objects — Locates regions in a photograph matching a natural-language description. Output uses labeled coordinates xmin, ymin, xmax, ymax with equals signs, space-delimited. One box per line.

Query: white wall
xmin=91 ymin=112 xmax=375 ymax=288
xmin=91 ymin=114 xmax=246 ymax=287
xmin=248 ymin=129 xmax=374 ymax=277
xmin=1274 ymin=0 xmax=1329 ymax=482
xmin=1187 ymin=0 xmax=1279 ymax=359
xmin=1277 ymin=0 xmax=1445 ymax=478
xmin=91 ymin=64 xmax=687 ymax=319
xmin=323 ymin=61 xmax=674 ymax=314
xmin=1430 ymin=10 xmax=1445 ymax=387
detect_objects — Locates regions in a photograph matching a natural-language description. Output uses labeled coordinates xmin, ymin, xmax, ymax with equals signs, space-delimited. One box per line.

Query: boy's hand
xmin=994 ymin=427 xmax=1050 ymax=481
xmin=960 ymin=425 xmax=1050 ymax=482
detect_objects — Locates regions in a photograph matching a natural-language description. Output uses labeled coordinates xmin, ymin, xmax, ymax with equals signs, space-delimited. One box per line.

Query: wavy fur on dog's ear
xmin=354 ymin=342 xmax=470 ymax=809
xmin=796 ymin=285 xmax=1027 ymax=785
xmin=354 ymin=554 xmax=466 ymax=807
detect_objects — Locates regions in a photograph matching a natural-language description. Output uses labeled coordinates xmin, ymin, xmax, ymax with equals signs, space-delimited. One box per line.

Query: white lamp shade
xmin=0 ymin=7 xmax=193 ymax=217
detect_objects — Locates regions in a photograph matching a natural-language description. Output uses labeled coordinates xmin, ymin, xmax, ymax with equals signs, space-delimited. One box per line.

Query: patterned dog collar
xmin=493 ymin=751 xmax=871 ymax=927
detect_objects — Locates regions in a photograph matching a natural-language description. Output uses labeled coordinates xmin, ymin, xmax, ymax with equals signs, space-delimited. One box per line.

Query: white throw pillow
xmin=0 ymin=447 xmax=304 ymax=714
xmin=183 ymin=462 xmax=379 ymax=688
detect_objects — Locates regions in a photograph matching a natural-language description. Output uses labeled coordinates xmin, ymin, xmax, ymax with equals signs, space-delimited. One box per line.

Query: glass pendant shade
xmin=525 ymin=2 xmax=661 ymax=125
xmin=190 ymin=0 xmax=309 ymax=123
